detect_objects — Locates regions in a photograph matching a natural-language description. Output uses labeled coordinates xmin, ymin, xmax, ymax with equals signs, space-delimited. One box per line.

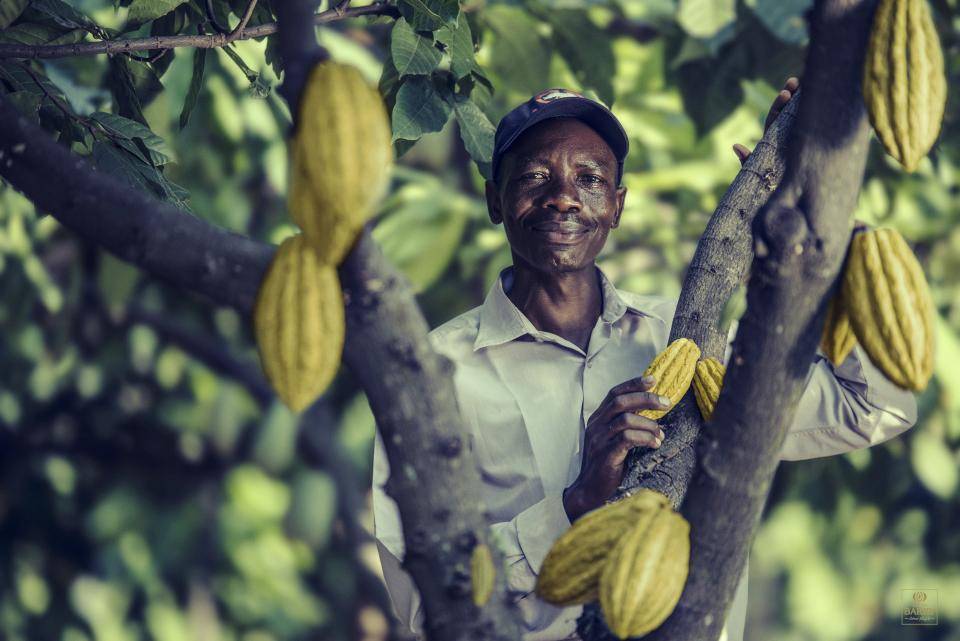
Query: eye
xmin=520 ymin=171 xmax=547 ymax=181
xmin=580 ymin=174 xmax=604 ymax=185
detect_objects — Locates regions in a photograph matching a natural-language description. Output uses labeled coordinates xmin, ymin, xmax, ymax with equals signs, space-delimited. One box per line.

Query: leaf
xmin=483 ymin=6 xmax=552 ymax=94
xmin=934 ymin=314 xmax=960 ymax=411
xmin=373 ymin=182 xmax=471 ymax=291
xmin=0 ymin=61 xmax=67 ymax=102
xmin=26 ymin=0 xmax=100 ymax=32
xmin=179 ymin=48 xmax=206 ymax=129
xmin=264 ymin=34 xmax=283 ymax=78
xmin=0 ymin=0 xmax=28 ymax=28
xmin=107 ymin=56 xmax=146 ymax=126
xmin=89 ymin=112 xmax=174 ymax=165
xmin=94 ymin=140 xmax=191 ymax=210
xmin=0 ymin=22 xmax=84 ymax=46
xmin=92 ymin=141 xmax=154 ymax=194
xmin=677 ymin=0 xmax=737 ymax=38
xmin=378 ymin=53 xmax=401 ymax=114
xmin=672 ymin=43 xmax=749 ymax=136
xmin=390 ymin=75 xmax=452 ymax=141
xmin=537 ymin=8 xmax=616 ymax=105
xmin=126 ymin=0 xmax=187 ymax=25
xmin=746 ymin=0 xmax=812 ymax=45
xmin=287 ymin=471 xmax=337 ymax=549
xmin=3 ymin=90 xmax=42 ymax=121
xmin=397 ymin=0 xmax=459 ymax=31
xmin=435 ymin=12 xmax=478 ymax=80
xmin=910 ymin=432 xmax=958 ymax=499
xmin=390 ymin=18 xmax=442 ymax=77
xmin=449 ymin=94 xmax=495 ymax=168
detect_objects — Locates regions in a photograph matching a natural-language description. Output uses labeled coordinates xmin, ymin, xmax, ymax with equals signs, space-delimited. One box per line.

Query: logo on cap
xmin=534 ymin=88 xmax=585 ymax=104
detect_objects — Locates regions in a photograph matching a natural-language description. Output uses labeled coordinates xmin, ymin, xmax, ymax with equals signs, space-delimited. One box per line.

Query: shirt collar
xmin=473 ymin=265 xmax=652 ymax=351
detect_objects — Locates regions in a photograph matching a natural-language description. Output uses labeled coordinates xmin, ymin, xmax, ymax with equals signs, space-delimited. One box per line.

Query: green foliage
xmin=1 ymin=0 xmax=960 ymax=640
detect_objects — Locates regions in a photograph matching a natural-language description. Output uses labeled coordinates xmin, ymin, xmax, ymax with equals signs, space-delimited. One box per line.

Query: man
xmin=372 ymin=81 xmax=918 ymax=641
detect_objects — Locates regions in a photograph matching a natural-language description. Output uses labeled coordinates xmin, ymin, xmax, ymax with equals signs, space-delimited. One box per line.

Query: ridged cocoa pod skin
xmin=637 ymin=338 xmax=701 ymax=420
xmin=820 ymin=293 xmax=857 ymax=367
xmin=863 ymin=0 xmax=946 ymax=172
xmin=692 ymin=358 xmax=725 ymax=422
xmin=843 ymin=228 xmax=935 ymax=391
xmin=535 ymin=490 xmax=671 ymax=606
xmin=598 ymin=504 xmax=691 ymax=639
xmin=290 ymin=61 xmax=393 ymax=264
xmin=471 ymin=543 xmax=495 ymax=607
xmin=253 ymin=234 xmax=345 ymax=412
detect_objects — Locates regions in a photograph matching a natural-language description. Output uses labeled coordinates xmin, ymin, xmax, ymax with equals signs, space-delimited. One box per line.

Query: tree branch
xmin=0 ymin=2 xmax=399 ymax=59
xmin=580 ymin=0 xmax=879 ymax=637
xmin=647 ymin=1 xmax=876 ymax=639
xmin=275 ymin=3 xmax=525 ymax=638
xmin=578 ymin=76 xmax=802 ymax=641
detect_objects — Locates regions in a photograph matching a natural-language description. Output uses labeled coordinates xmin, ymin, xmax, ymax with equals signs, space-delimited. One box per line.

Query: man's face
xmin=485 ymin=117 xmax=627 ymax=274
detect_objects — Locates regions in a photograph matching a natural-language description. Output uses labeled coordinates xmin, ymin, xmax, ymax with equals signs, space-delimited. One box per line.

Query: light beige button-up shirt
xmin=372 ymin=266 xmax=917 ymax=641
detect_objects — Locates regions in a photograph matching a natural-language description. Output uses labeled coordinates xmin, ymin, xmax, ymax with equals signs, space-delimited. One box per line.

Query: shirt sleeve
xmin=372 ymin=428 xmax=425 ymax=637
xmin=722 ymin=320 xmax=918 ymax=461
xmin=372 ymin=428 xmax=580 ymax=640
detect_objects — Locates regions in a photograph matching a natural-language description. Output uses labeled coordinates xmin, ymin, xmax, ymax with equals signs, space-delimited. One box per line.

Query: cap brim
xmin=494 ymin=99 xmax=628 ymax=179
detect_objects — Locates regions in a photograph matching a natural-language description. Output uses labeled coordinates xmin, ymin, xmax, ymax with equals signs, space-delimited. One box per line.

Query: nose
xmin=540 ymin=173 xmax=581 ymax=213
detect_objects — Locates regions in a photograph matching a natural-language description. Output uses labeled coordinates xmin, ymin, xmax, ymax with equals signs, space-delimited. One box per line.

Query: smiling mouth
xmin=529 ymin=221 xmax=592 ymax=246
xmin=530 ymin=221 xmax=591 ymax=234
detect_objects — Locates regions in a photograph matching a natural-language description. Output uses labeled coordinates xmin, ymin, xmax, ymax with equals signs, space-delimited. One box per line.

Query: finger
xmin=604 ymin=411 xmax=664 ymax=440
xmin=607 ymin=392 xmax=672 ymax=418
xmin=606 ymin=375 xmax=657 ymax=400
xmin=733 ymin=143 xmax=751 ymax=165
xmin=590 ymin=385 xmax=660 ymax=431
xmin=763 ymin=91 xmax=791 ymax=130
xmin=608 ymin=429 xmax=662 ymax=466
xmin=784 ymin=76 xmax=799 ymax=92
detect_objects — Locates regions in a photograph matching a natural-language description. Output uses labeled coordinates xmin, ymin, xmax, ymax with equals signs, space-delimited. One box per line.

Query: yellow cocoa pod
xmin=471 ymin=543 xmax=495 ymax=607
xmin=536 ymin=489 xmax=670 ymax=606
xmin=290 ymin=60 xmax=393 ymax=264
xmin=820 ymin=293 xmax=857 ymax=367
xmin=692 ymin=358 xmax=725 ymax=422
xmin=637 ymin=338 xmax=701 ymax=420
xmin=843 ymin=228 xmax=934 ymax=391
xmin=253 ymin=234 xmax=345 ymax=411
xmin=863 ymin=0 xmax=946 ymax=172
xmin=599 ymin=505 xmax=691 ymax=639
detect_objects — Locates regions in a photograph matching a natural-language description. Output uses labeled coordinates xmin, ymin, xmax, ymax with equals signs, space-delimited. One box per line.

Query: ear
xmin=610 ymin=185 xmax=627 ymax=229
xmin=485 ymin=180 xmax=503 ymax=225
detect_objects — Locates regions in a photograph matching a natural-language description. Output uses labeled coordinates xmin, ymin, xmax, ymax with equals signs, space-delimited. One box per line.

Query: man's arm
xmin=779 ymin=344 xmax=917 ymax=460
xmin=722 ymin=321 xmax=918 ymax=460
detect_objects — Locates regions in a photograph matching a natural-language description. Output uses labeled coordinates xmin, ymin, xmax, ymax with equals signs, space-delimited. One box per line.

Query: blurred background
xmin=0 ymin=0 xmax=958 ymax=639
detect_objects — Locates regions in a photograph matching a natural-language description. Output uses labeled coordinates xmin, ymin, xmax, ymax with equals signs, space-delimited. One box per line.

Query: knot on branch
xmin=752 ymin=204 xmax=811 ymax=280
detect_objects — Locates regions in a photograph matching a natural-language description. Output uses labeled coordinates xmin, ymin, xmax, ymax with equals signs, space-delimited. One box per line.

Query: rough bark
xmin=581 ymin=1 xmax=877 ymax=640
xmin=274 ymin=4 xmax=523 ymax=636
xmin=576 ymin=64 xmax=801 ymax=641
xmin=619 ymin=87 xmax=802 ymax=503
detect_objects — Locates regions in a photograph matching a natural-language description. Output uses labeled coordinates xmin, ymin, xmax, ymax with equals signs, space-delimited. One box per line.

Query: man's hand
xmin=562 ymin=376 xmax=670 ymax=522
xmin=733 ymin=76 xmax=800 ymax=165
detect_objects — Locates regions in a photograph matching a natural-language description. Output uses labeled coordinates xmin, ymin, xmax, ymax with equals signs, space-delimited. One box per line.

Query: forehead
xmin=507 ymin=117 xmax=615 ymax=163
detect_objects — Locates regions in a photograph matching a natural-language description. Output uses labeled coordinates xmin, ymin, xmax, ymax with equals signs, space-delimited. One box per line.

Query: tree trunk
xmin=580 ymin=1 xmax=877 ymax=639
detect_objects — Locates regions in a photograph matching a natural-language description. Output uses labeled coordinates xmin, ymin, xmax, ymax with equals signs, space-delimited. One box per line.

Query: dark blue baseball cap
xmin=491 ymin=88 xmax=629 ymax=186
